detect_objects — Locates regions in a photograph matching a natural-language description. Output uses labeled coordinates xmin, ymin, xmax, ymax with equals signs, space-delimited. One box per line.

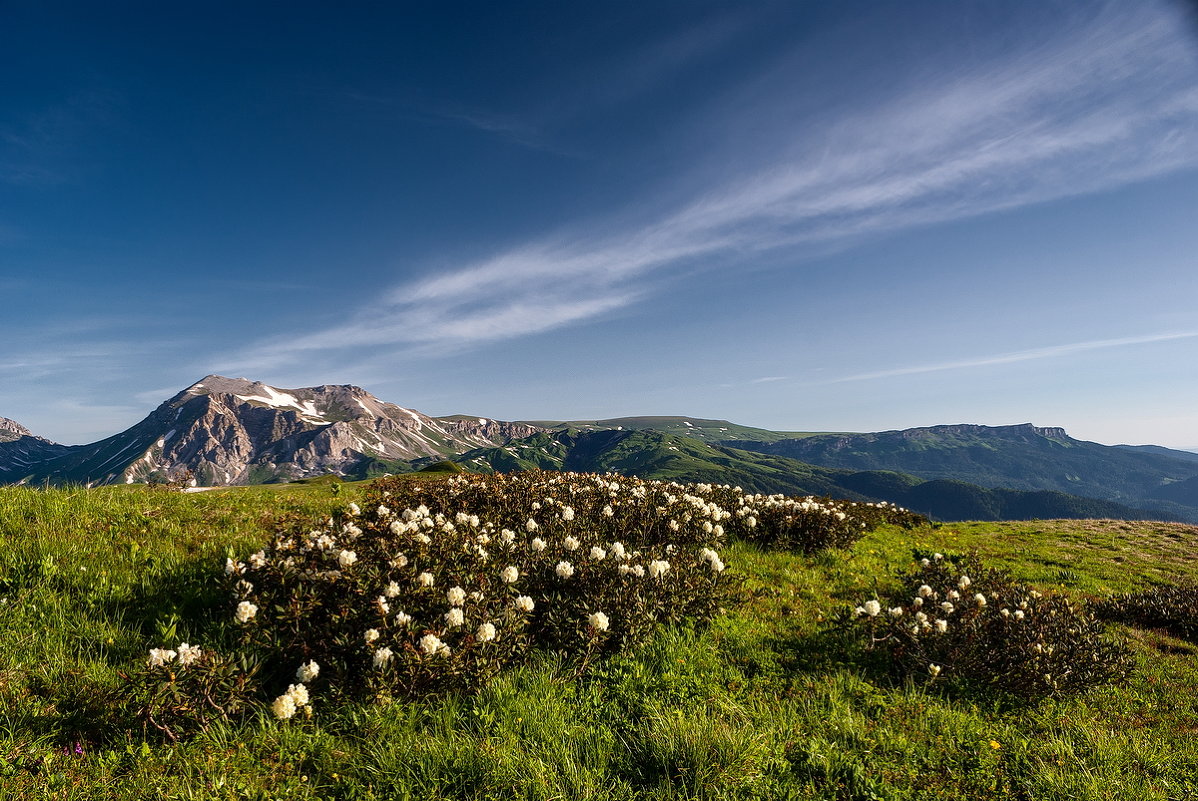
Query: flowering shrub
xmin=118 ymin=643 xmax=257 ymax=742
xmin=849 ymin=553 xmax=1132 ymax=700
xmin=1092 ymin=583 xmax=1198 ymax=641
xmin=706 ymin=490 xmax=925 ymax=553
xmin=225 ymin=472 xmax=739 ymax=702
xmin=841 ymin=500 xmax=929 ymax=532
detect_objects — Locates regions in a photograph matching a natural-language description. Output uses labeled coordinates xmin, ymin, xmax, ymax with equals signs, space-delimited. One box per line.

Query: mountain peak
xmin=184 ymin=375 xmax=272 ymax=396
xmin=0 ymin=417 xmax=32 ymax=442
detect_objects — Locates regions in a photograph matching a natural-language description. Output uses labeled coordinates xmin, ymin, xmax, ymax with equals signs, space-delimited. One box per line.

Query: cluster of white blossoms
xmin=856 ymin=599 xmax=883 ymax=618
xmin=699 ymin=548 xmax=726 ymax=572
xmin=147 ymin=647 xmax=176 ymax=667
xmin=147 ymin=642 xmax=203 ymax=668
xmin=587 ymin=611 xmax=610 ymax=632
xmin=272 ymin=682 xmax=312 ymax=720
xmin=419 ymin=633 xmax=451 ymax=657
xmin=235 ymin=601 xmax=258 ymax=624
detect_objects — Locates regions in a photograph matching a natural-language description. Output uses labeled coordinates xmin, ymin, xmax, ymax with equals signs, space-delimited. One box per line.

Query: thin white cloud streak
xmin=820 ymin=331 xmax=1198 ymax=384
xmin=234 ymin=2 xmax=1198 ymax=369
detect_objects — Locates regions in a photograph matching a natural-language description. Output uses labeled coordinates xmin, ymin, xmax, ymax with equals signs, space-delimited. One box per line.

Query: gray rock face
xmin=0 ymin=417 xmax=32 ymax=442
xmin=2 ymin=376 xmax=545 ymax=487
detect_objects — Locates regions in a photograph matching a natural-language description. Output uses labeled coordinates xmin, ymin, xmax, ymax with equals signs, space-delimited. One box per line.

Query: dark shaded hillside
xmin=0 ymin=434 xmax=72 ymax=484
xmin=902 ymin=481 xmax=1167 ymax=522
xmin=726 ymin=423 xmax=1198 ymax=515
xmin=1147 ymin=474 xmax=1198 ymax=507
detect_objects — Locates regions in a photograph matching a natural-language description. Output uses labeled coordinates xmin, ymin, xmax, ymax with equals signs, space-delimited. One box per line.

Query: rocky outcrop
xmin=0 ymin=417 xmax=33 ymax=443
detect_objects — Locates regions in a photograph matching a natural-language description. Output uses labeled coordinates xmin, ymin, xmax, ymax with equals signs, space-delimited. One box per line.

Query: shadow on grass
xmin=19 ymin=556 xmax=244 ymax=748
xmin=773 ymin=617 xmax=1053 ymax=719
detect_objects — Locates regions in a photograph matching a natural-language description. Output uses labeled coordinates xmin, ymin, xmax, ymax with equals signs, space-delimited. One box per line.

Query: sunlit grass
xmin=0 ymin=481 xmax=1195 ymax=798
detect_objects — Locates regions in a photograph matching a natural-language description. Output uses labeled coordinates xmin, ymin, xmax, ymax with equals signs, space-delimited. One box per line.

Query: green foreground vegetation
xmin=1 ymin=480 xmax=1195 ymax=800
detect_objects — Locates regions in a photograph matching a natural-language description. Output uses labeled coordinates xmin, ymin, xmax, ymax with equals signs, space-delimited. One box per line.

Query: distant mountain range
xmin=722 ymin=424 xmax=1198 ymax=521
xmin=3 ymin=376 xmax=1197 ymax=524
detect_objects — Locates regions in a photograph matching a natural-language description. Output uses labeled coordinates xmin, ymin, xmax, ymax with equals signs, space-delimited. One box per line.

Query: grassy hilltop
xmin=0 ymin=477 xmax=1195 ymax=800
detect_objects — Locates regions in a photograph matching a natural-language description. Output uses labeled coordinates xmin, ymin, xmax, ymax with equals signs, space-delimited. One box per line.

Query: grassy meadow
xmin=0 ymin=478 xmax=1195 ymax=800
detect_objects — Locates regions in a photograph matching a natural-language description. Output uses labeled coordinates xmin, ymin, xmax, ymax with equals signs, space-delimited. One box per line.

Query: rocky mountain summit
xmin=0 ymin=417 xmax=31 ymax=441
xmin=0 ymin=376 xmax=543 ymax=487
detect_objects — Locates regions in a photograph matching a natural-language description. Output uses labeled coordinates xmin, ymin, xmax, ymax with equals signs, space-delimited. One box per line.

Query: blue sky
xmin=3 ymin=0 xmax=1198 ymax=447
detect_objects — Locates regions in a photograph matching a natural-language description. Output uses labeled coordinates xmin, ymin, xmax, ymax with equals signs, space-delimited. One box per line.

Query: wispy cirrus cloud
xmin=816 ymin=331 xmax=1198 ymax=385
xmin=232 ymin=2 xmax=1198 ymax=372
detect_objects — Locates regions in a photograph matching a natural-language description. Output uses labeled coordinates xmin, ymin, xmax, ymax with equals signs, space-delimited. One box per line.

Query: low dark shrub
xmin=849 ymin=552 xmax=1132 ymax=700
xmin=118 ymin=645 xmax=258 ymax=742
xmin=1092 ymin=583 xmax=1198 ymax=641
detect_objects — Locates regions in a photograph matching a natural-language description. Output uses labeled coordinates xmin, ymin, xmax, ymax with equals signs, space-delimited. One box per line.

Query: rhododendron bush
xmin=228 ymin=472 xmax=746 ymax=702
xmin=849 ymin=552 xmax=1133 ymax=700
xmin=1092 ymin=582 xmax=1198 ymax=642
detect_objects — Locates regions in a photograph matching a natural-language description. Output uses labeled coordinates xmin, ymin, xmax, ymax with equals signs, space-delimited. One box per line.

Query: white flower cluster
xmin=699 ymin=547 xmax=725 ymax=572
xmin=419 ymin=633 xmax=451 ymax=657
xmin=147 ymin=642 xmax=203 ymax=668
xmin=235 ymin=601 xmax=258 ymax=624
xmin=272 ymin=682 xmax=312 ymax=720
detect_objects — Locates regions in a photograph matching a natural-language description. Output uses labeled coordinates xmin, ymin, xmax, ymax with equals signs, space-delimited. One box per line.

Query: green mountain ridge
xmin=725 ymin=423 xmax=1198 ymax=519
xmin=520 ymin=416 xmax=829 ymax=443
xmin=418 ymin=429 xmax=1174 ymax=523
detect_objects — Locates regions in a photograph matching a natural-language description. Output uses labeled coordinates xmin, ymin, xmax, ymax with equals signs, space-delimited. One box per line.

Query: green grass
xmin=1 ymin=483 xmax=1196 ymax=799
